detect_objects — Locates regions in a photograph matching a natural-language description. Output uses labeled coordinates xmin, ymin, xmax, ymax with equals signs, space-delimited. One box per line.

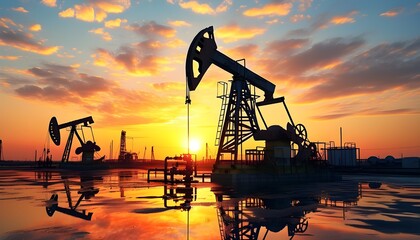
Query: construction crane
xmin=186 ymin=26 xmax=315 ymax=165
xmin=48 ymin=116 xmax=104 ymax=163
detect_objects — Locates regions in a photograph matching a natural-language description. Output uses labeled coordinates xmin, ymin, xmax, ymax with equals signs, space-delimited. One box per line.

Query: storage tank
xmin=327 ymin=147 xmax=357 ymax=166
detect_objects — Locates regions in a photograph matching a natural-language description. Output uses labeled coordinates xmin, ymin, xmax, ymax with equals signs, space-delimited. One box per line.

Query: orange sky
xmin=0 ymin=0 xmax=419 ymax=160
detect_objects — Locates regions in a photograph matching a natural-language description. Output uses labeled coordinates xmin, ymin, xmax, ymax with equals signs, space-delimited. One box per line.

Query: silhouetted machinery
xmin=45 ymin=176 xmax=99 ymax=221
xmin=49 ymin=116 xmax=104 ymax=163
xmin=186 ymin=26 xmax=317 ymax=166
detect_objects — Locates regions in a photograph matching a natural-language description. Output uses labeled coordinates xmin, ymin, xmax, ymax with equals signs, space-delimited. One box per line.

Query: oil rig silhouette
xmin=186 ymin=26 xmax=333 ymax=183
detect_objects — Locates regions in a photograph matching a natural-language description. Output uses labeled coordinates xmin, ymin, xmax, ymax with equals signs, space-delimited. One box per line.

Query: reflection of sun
xmin=189 ymin=139 xmax=201 ymax=153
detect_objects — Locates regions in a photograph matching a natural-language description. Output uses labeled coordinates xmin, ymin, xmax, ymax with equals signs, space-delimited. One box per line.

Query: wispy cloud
xmin=312 ymin=107 xmax=419 ymax=120
xmin=58 ymin=0 xmax=131 ymax=22
xmin=0 ymin=18 xmax=59 ymax=55
xmin=380 ymin=8 xmax=403 ymax=17
xmin=104 ymin=18 xmax=127 ymax=28
xmin=152 ymin=82 xmax=184 ymax=90
xmin=290 ymin=14 xmax=311 ymax=23
xmin=89 ymin=28 xmax=112 ymax=41
xmin=168 ymin=20 xmax=191 ymax=27
xmin=0 ymin=56 xmax=20 ymax=61
xmin=127 ymin=21 xmax=176 ymax=38
xmin=41 ymin=0 xmax=57 ymax=8
xmin=287 ymin=11 xmax=358 ymax=37
xmin=12 ymin=7 xmax=28 ymax=13
xmin=224 ymin=44 xmax=259 ymax=60
xmin=243 ymin=2 xmax=292 ymax=17
xmin=217 ymin=24 xmax=265 ymax=43
xmin=262 ymin=37 xmax=364 ymax=78
xmin=298 ymin=0 xmax=313 ymax=12
xmin=29 ymin=24 xmax=42 ymax=32
xmin=173 ymin=0 xmax=232 ymax=15
xmin=298 ymin=38 xmax=420 ymax=102
xmin=330 ymin=11 xmax=358 ymax=25
xmin=92 ymin=40 xmax=172 ymax=76
xmin=13 ymin=63 xmax=116 ymax=103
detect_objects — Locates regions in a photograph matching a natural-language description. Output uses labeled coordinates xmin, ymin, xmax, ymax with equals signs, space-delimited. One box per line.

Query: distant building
xmin=402 ymin=157 xmax=420 ymax=168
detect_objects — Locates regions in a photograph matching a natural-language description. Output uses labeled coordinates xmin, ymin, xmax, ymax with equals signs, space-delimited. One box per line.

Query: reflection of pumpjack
xmin=45 ymin=177 xmax=99 ymax=221
xmin=215 ymin=194 xmax=317 ymax=240
xmin=214 ymin=181 xmax=363 ymax=240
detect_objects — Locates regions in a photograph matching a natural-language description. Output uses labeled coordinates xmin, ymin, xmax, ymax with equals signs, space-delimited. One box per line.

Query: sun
xmin=189 ymin=139 xmax=201 ymax=153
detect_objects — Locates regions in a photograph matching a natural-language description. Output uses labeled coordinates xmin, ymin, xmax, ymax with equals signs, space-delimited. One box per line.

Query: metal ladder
xmin=217 ymin=206 xmax=226 ymax=240
xmin=215 ymin=81 xmax=229 ymax=146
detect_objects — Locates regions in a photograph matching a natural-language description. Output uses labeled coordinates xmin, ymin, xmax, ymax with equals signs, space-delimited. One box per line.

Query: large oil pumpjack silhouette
xmin=48 ymin=116 xmax=104 ymax=163
xmin=186 ymin=26 xmax=317 ymax=169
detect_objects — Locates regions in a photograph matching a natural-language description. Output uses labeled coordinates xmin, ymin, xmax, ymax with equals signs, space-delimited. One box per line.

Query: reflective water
xmin=0 ymin=169 xmax=419 ymax=240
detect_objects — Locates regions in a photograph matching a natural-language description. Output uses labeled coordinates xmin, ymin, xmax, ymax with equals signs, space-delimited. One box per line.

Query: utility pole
xmin=151 ymin=146 xmax=155 ymax=161
xmin=109 ymin=140 xmax=113 ymax=160
xmin=0 ymin=139 xmax=3 ymax=161
xmin=206 ymin=142 xmax=208 ymax=162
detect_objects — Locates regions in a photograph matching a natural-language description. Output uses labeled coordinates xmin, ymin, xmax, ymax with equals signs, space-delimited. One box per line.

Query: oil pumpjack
xmin=186 ymin=27 xmax=325 ymax=183
xmin=48 ymin=116 xmax=104 ymax=163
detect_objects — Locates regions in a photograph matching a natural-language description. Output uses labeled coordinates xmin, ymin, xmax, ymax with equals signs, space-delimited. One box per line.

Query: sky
xmin=0 ymin=0 xmax=419 ymax=161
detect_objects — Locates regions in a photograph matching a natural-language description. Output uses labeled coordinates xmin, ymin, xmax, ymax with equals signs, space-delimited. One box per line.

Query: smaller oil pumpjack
xmin=48 ymin=116 xmax=104 ymax=163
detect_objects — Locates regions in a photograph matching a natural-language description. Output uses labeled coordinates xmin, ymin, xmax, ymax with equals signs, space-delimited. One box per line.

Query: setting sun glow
xmin=189 ymin=139 xmax=201 ymax=153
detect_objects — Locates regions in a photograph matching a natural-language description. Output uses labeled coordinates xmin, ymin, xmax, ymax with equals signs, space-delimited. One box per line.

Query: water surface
xmin=0 ymin=169 xmax=419 ymax=239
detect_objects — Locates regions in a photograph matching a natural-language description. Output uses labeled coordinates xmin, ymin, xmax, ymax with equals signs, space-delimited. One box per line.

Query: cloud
xmin=243 ymin=2 xmax=292 ymax=17
xmin=330 ymin=11 xmax=358 ymax=25
xmin=41 ymin=0 xmax=57 ymax=7
xmin=217 ymin=24 xmax=265 ymax=43
xmin=224 ymin=44 xmax=259 ymax=60
xmin=74 ymin=4 xmax=96 ymax=22
xmin=104 ymin=18 xmax=127 ymax=28
xmin=92 ymin=40 xmax=170 ymax=76
xmin=175 ymin=0 xmax=232 ymax=15
xmin=152 ymin=82 xmax=184 ymax=90
xmin=89 ymin=28 xmax=112 ymax=41
xmin=0 ymin=56 xmax=20 ymax=60
xmin=266 ymin=19 xmax=279 ymax=25
xmin=59 ymin=8 xmax=75 ymax=18
xmin=0 ymin=18 xmax=59 ymax=55
xmin=29 ymin=24 xmax=42 ymax=32
xmin=127 ymin=21 xmax=176 ymax=38
xmin=312 ymin=107 xmax=419 ymax=120
xmin=168 ymin=20 xmax=191 ymax=27
xmin=58 ymin=0 xmax=131 ymax=22
xmin=287 ymin=14 xmax=330 ymax=37
xmin=14 ymin=63 xmax=116 ymax=103
xmin=166 ymin=38 xmax=186 ymax=48
xmin=283 ymin=37 xmax=364 ymax=75
xmin=12 ymin=7 xmax=28 ymax=13
xmin=380 ymin=8 xmax=403 ymax=17
xmin=290 ymin=14 xmax=311 ymax=23
xmin=264 ymin=38 xmax=310 ymax=57
xmin=2 ymin=62 xmax=181 ymax=126
xmin=287 ymin=11 xmax=357 ymax=37
xmin=298 ymin=38 xmax=420 ymax=102
xmin=298 ymin=0 xmax=313 ymax=12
